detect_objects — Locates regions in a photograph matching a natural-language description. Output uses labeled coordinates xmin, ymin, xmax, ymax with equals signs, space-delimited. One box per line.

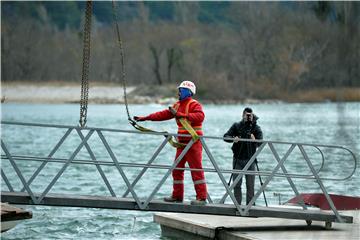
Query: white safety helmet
xmin=178 ymin=80 xmax=196 ymax=95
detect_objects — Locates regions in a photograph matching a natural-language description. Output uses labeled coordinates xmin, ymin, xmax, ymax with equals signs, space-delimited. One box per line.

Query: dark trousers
xmin=232 ymin=158 xmax=255 ymax=205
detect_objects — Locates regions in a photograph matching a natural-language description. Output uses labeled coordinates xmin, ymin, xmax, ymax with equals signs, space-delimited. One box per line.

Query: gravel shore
xmin=1 ymin=84 xmax=133 ymax=103
xmin=3 ymin=83 xmax=354 ymax=104
xmin=0 ymin=84 xmax=276 ymax=105
xmin=0 ymin=84 xmax=176 ymax=104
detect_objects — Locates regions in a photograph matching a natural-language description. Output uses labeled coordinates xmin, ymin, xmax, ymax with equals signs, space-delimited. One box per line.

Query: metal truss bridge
xmin=1 ymin=121 xmax=357 ymax=227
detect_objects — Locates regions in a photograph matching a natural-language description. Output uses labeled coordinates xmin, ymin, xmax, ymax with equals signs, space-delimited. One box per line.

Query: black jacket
xmin=224 ymin=115 xmax=263 ymax=161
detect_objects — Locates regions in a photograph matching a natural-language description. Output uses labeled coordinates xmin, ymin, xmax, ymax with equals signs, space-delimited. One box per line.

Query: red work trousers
xmin=172 ymin=140 xmax=207 ymax=200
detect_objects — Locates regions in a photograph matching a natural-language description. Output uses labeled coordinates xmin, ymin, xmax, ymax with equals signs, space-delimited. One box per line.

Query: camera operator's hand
xmin=233 ymin=136 xmax=240 ymax=143
xmin=250 ymin=134 xmax=255 ymax=140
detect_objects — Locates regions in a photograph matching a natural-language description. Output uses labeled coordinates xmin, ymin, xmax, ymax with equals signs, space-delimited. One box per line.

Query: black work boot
xmin=164 ymin=196 xmax=183 ymax=203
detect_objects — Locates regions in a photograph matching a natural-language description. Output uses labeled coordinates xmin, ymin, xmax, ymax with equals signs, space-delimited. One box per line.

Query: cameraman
xmin=223 ymin=107 xmax=263 ymax=205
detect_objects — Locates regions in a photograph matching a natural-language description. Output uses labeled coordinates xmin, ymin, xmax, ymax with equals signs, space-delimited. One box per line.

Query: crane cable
xmin=111 ymin=1 xmax=197 ymax=148
xmin=111 ymin=0 xmax=132 ymax=124
xmin=111 ymin=1 xmax=155 ymax=133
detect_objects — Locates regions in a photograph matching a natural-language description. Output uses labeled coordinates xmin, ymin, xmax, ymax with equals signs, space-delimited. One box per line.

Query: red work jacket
xmin=144 ymin=97 xmax=205 ymax=142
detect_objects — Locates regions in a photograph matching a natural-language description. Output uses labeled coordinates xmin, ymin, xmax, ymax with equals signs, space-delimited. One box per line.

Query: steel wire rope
xmin=111 ymin=1 xmax=190 ymax=148
xmin=111 ymin=0 xmax=132 ymax=123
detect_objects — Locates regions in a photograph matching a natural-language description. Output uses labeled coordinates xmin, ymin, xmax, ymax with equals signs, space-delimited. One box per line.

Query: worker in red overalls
xmin=134 ymin=81 xmax=207 ymax=205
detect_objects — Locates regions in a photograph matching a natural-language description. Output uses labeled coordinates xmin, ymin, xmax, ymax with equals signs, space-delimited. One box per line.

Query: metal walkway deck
xmin=1 ymin=121 xmax=357 ymax=226
xmin=1 ymin=191 xmax=353 ymax=224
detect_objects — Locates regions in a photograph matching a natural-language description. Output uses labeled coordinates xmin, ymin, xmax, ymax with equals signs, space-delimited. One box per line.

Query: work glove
xmin=175 ymin=111 xmax=186 ymax=118
xmin=168 ymin=107 xmax=177 ymax=115
xmin=168 ymin=107 xmax=186 ymax=118
xmin=134 ymin=116 xmax=147 ymax=122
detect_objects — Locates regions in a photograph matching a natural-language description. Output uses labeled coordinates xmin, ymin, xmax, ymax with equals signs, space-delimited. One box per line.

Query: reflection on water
xmin=335 ymin=103 xmax=359 ymax=150
xmin=1 ymin=102 xmax=359 ymax=239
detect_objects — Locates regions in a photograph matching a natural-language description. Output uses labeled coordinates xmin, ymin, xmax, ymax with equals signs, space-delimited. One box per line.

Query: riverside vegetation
xmin=1 ymin=2 xmax=359 ymax=102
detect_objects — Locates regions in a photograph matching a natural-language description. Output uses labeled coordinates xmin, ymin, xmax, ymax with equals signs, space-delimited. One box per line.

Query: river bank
xmin=1 ymin=81 xmax=359 ymax=104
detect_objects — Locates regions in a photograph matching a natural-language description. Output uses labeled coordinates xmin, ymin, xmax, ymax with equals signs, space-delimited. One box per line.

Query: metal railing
xmin=1 ymin=121 xmax=357 ymax=223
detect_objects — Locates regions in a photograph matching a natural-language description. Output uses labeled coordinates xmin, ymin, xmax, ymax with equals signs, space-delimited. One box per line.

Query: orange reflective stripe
xmin=185 ymin=99 xmax=197 ymax=115
xmin=173 ymin=99 xmax=201 ymax=143
xmin=173 ymin=99 xmax=197 ymax=116
xmin=173 ymin=102 xmax=180 ymax=111
xmin=178 ymin=118 xmax=200 ymax=141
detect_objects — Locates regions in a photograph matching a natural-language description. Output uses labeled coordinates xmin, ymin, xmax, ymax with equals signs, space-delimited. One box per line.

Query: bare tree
xmin=149 ymin=43 xmax=163 ymax=85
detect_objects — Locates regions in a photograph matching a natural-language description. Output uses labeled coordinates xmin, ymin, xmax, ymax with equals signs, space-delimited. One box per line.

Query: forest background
xmin=1 ymin=1 xmax=359 ymax=102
